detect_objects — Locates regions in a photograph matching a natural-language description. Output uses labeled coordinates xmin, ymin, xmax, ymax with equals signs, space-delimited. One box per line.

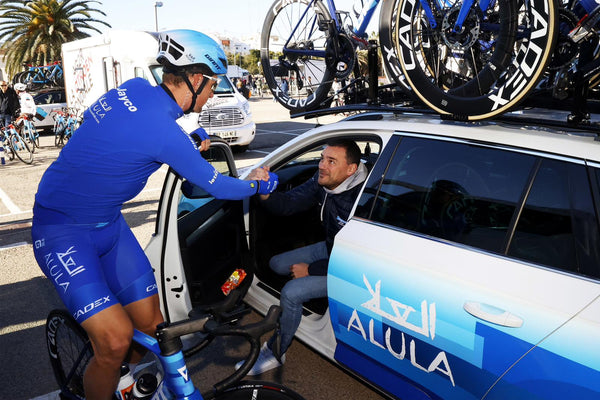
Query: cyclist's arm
xmin=158 ymin=125 xmax=260 ymax=200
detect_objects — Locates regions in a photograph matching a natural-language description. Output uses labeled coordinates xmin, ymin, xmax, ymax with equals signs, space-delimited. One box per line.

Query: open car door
xmin=146 ymin=139 xmax=249 ymax=324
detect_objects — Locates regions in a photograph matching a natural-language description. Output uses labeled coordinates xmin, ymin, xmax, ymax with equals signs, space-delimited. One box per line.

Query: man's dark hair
xmin=326 ymin=138 xmax=361 ymax=165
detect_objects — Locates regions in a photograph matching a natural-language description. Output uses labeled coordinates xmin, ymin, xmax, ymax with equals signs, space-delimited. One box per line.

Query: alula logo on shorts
xmin=73 ymin=296 xmax=111 ymax=320
xmin=116 ymin=88 xmax=138 ymax=112
xmin=45 ymin=246 xmax=86 ymax=293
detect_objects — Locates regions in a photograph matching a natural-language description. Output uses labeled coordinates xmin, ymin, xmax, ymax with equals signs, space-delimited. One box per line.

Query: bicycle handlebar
xmin=155 ymin=305 xmax=281 ymax=396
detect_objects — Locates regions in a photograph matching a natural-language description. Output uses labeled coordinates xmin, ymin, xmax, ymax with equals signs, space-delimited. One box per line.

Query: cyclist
xmin=31 ymin=29 xmax=278 ymax=400
xmin=14 ymin=82 xmax=36 ymax=120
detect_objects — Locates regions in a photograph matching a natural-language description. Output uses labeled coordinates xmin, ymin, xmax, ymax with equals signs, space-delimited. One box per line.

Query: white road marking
xmin=0 ymin=187 xmax=21 ymax=214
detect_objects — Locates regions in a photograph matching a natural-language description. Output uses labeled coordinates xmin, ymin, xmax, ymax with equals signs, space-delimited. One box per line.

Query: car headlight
xmin=242 ymin=102 xmax=251 ymax=116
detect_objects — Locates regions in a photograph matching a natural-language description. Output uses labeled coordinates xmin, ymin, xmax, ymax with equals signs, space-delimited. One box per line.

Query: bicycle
xmin=53 ymin=108 xmax=81 ymax=147
xmin=13 ymin=62 xmax=64 ymax=90
xmin=46 ymin=301 xmax=305 ymax=400
xmin=1 ymin=123 xmax=33 ymax=164
xmin=529 ymin=0 xmax=600 ymax=122
xmin=0 ymin=127 xmax=15 ymax=163
xmin=260 ymin=0 xmax=558 ymax=120
xmin=19 ymin=114 xmax=40 ymax=151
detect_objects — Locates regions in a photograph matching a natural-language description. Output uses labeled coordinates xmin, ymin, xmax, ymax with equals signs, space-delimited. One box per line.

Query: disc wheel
xmin=381 ymin=0 xmax=558 ymax=120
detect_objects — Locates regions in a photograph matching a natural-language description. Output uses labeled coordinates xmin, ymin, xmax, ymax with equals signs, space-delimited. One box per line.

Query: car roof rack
xmin=292 ymin=97 xmax=600 ymax=140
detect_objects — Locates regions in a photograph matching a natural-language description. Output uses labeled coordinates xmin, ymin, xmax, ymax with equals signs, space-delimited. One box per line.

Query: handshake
xmin=248 ymin=166 xmax=278 ymax=196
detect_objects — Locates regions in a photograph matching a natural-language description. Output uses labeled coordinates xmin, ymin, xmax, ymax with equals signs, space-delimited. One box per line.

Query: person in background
xmin=237 ymin=138 xmax=368 ymax=375
xmin=31 ymin=30 xmax=278 ymax=400
xmin=0 ymin=81 xmax=21 ymax=127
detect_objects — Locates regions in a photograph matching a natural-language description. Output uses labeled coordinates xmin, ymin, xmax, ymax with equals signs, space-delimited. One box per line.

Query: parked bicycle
xmin=46 ymin=301 xmax=306 ymax=400
xmin=13 ymin=61 xmax=64 ymax=91
xmin=261 ymin=0 xmax=558 ymax=120
xmin=52 ymin=107 xmax=81 ymax=147
xmin=0 ymin=123 xmax=33 ymax=164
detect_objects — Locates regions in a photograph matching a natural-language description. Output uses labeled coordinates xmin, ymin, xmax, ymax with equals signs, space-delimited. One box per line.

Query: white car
xmin=32 ymin=89 xmax=67 ymax=131
xmin=146 ymin=110 xmax=600 ymax=400
xmin=177 ymin=76 xmax=256 ymax=152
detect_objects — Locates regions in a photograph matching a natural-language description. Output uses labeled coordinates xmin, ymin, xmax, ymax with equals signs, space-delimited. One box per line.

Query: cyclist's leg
xmin=31 ymin=220 xmax=133 ymax=400
xmin=101 ymin=214 xmax=163 ymax=363
xmin=81 ymin=306 xmax=134 ymax=400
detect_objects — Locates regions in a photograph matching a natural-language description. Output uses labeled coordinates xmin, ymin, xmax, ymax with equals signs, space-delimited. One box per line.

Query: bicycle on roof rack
xmin=46 ymin=282 xmax=305 ymax=400
xmin=13 ymin=62 xmax=64 ymax=91
xmin=260 ymin=0 xmax=558 ymax=120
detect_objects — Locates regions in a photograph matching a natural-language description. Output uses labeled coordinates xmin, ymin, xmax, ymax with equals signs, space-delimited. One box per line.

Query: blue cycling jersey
xmin=32 ymin=78 xmax=259 ymax=323
xmin=34 ymin=77 xmax=257 ymax=224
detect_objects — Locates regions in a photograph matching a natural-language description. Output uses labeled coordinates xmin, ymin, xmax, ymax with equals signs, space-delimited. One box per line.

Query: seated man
xmin=240 ymin=138 xmax=368 ymax=375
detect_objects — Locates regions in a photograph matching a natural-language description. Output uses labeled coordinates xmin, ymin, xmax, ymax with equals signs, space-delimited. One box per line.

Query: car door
xmin=327 ymin=134 xmax=600 ymax=400
xmin=146 ymin=139 xmax=248 ymax=324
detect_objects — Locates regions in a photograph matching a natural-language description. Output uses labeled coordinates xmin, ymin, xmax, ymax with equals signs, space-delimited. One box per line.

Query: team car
xmin=145 ymin=110 xmax=600 ymax=400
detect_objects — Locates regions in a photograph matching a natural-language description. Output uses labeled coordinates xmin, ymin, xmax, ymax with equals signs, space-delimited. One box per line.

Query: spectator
xmin=0 ymin=80 xmax=19 ymax=128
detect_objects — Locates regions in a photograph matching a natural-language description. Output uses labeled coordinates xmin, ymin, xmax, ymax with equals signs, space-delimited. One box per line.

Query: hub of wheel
xmin=325 ymin=34 xmax=355 ymax=79
xmin=441 ymin=4 xmax=481 ymax=51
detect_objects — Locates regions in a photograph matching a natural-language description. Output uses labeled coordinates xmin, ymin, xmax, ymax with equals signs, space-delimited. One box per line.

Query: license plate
xmin=218 ymin=131 xmax=236 ymax=139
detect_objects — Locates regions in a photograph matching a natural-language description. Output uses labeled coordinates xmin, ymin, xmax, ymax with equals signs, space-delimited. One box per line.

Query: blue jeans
xmin=267 ymin=241 xmax=328 ymax=355
xmin=0 ymin=114 xmax=12 ymax=128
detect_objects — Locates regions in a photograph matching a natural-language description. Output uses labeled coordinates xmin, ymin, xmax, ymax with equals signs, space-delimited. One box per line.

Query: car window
xmin=508 ymin=159 xmax=600 ymax=278
xmin=356 ymin=136 xmax=536 ymax=253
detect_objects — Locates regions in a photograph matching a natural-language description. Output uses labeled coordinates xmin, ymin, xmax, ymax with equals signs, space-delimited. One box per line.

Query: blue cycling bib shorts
xmin=32 ymin=78 xmax=260 ymax=323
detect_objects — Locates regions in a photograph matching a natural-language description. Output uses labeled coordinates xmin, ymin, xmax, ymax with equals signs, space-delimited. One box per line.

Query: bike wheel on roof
xmin=380 ymin=0 xmax=559 ymax=120
xmin=261 ymin=0 xmax=339 ymax=112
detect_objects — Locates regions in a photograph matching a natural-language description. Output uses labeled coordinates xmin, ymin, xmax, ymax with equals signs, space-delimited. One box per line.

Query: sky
xmin=95 ymin=0 xmax=365 ymax=38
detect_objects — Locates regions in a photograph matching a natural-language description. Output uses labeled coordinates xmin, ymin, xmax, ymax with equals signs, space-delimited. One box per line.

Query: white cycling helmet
xmin=157 ymin=29 xmax=227 ymax=75
xmin=14 ymin=83 xmax=26 ymax=91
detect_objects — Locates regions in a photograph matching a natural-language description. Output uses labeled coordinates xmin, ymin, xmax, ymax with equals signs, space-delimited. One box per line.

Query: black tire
xmin=212 ymin=381 xmax=306 ymax=400
xmin=9 ymin=132 xmax=33 ymax=164
xmin=55 ymin=121 xmax=67 ymax=147
xmin=382 ymin=0 xmax=558 ymax=120
xmin=260 ymin=0 xmax=336 ymax=112
xmin=46 ymin=310 xmax=92 ymax=400
xmin=12 ymin=71 xmax=28 ymax=84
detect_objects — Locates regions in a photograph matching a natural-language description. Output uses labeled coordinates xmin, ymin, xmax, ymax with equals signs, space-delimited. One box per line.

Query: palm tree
xmin=0 ymin=0 xmax=110 ymax=78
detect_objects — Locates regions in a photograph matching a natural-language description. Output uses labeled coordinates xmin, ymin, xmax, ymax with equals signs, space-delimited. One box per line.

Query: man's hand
xmin=191 ymin=127 xmax=211 ymax=152
xmin=247 ymin=166 xmax=275 ymax=199
xmin=247 ymin=166 xmax=270 ymax=181
xmin=290 ymin=263 xmax=309 ymax=279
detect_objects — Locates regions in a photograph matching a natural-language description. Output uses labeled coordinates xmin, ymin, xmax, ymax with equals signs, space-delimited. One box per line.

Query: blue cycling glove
xmin=255 ymin=172 xmax=279 ymax=195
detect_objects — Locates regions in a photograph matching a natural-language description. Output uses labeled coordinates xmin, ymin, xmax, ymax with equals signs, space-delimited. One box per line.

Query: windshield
xmin=150 ymin=65 xmax=235 ymax=95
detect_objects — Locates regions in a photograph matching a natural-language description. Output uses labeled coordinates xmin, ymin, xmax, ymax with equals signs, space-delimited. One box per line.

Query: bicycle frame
xmin=133 ymin=329 xmax=201 ymax=399
xmin=281 ymin=0 xmax=493 ymax=60
xmin=53 ymin=304 xmax=282 ymax=400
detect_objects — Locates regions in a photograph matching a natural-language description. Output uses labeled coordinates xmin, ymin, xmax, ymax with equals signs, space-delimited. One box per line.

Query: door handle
xmin=463 ymin=301 xmax=523 ymax=328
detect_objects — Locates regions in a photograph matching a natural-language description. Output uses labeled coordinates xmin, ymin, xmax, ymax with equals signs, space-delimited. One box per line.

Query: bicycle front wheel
xmin=212 ymin=381 xmax=306 ymax=400
xmin=384 ymin=0 xmax=558 ymax=120
xmin=46 ymin=310 xmax=92 ymax=400
xmin=261 ymin=0 xmax=335 ymax=112
xmin=9 ymin=132 xmax=33 ymax=164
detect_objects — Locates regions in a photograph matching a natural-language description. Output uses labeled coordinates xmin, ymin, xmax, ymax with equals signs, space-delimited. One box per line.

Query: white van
xmin=61 ymin=30 xmax=255 ymax=150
